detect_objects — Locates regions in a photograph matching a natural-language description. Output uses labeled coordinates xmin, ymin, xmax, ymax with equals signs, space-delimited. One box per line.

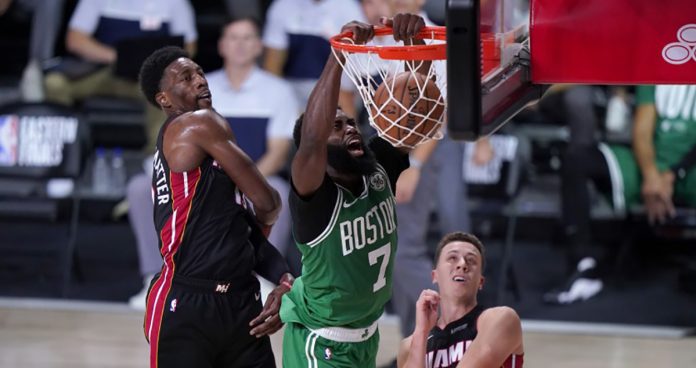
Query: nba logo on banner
xmin=0 ymin=115 xmax=19 ymax=166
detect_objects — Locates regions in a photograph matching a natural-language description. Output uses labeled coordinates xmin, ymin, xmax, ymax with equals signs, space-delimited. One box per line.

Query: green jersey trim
xmin=338 ymin=176 xmax=369 ymax=207
xmin=306 ymin=189 xmax=344 ymax=248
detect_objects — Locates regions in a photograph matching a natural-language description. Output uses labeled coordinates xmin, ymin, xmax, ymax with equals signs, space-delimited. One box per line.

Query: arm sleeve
xmin=369 ymin=137 xmax=410 ymax=190
xmin=245 ymin=211 xmax=291 ymax=283
xmin=289 ymin=175 xmax=339 ymax=244
xmin=68 ymin=0 xmax=101 ymax=34
xmin=268 ymin=80 xmax=299 ymax=139
xmin=169 ymin=0 xmax=198 ymax=43
xmin=262 ymin=0 xmax=288 ymax=50
xmin=635 ymin=85 xmax=656 ymax=106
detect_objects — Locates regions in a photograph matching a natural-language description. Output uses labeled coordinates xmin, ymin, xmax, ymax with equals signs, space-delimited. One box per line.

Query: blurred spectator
xmin=0 ymin=0 xmax=65 ymax=102
xmin=360 ymin=0 xmax=390 ymax=26
xmin=128 ymin=17 xmax=299 ymax=309
xmin=261 ymin=0 xmax=364 ymax=117
xmin=223 ymin=0 xmax=263 ymax=22
xmin=43 ymin=0 xmax=197 ymax=150
xmin=545 ymin=85 xmax=696 ymax=305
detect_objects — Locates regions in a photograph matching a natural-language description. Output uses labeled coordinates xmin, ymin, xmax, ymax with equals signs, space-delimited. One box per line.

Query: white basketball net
xmin=332 ymin=35 xmax=447 ymax=148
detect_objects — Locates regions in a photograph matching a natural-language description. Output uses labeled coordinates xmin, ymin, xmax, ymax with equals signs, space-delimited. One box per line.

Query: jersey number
xmin=368 ymin=243 xmax=391 ymax=292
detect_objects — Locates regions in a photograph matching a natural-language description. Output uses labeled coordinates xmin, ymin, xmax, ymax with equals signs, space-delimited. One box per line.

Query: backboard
xmin=446 ymin=0 xmax=546 ymax=140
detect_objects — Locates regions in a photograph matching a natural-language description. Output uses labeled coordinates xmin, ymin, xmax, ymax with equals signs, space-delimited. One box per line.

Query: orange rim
xmin=330 ymin=26 xmax=447 ymax=60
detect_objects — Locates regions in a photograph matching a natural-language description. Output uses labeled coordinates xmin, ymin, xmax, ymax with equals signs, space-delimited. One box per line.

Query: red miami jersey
xmin=425 ymin=305 xmax=524 ymax=368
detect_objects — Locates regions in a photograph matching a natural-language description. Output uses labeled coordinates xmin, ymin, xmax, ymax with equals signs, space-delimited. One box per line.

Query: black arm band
xmin=244 ymin=211 xmax=291 ymax=284
xmin=254 ymin=238 xmax=291 ymax=284
xmin=670 ymin=145 xmax=696 ymax=179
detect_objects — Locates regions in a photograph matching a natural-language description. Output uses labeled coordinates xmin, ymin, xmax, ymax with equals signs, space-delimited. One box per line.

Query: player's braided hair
xmin=139 ymin=46 xmax=189 ymax=108
xmin=434 ymin=232 xmax=486 ymax=272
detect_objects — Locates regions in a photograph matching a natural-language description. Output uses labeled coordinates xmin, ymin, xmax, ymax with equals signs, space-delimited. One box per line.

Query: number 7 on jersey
xmin=368 ymin=243 xmax=391 ymax=292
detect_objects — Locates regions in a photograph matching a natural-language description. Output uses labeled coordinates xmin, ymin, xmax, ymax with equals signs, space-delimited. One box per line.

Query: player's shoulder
xmin=478 ymin=306 xmax=521 ymax=329
xmin=171 ymin=109 xmax=226 ymax=133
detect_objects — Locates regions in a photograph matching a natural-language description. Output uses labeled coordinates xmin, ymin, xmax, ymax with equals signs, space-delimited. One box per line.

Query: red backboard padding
xmin=530 ymin=0 xmax=696 ymax=84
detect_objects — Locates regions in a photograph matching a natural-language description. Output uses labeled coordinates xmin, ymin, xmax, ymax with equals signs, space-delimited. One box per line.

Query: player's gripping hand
xmin=341 ymin=20 xmax=375 ymax=45
xmin=414 ymin=289 xmax=440 ymax=335
xmin=249 ymin=273 xmax=294 ymax=338
xmin=380 ymin=13 xmax=426 ymax=42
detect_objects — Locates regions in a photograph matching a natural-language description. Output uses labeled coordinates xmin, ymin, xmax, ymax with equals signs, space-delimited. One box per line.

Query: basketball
xmin=370 ymin=71 xmax=444 ymax=147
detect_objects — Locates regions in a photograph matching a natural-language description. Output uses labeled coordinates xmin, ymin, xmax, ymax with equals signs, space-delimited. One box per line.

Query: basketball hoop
xmin=330 ymin=26 xmax=447 ymax=148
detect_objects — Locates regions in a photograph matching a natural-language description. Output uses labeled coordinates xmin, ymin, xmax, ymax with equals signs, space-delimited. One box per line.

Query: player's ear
xmin=478 ymin=276 xmax=485 ymax=291
xmin=156 ymin=91 xmax=171 ymax=109
xmin=431 ymin=269 xmax=437 ymax=284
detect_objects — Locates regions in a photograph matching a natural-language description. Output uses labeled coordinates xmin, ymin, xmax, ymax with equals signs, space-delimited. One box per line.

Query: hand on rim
xmin=340 ymin=21 xmax=376 ymax=45
xmin=380 ymin=13 xmax=426 ymax=42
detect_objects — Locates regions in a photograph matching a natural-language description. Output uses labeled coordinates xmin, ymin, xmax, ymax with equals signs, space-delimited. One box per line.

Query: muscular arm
xmin=66 ymin=29 xmax=116 ymax=64
xmin=457 ymin=307 xmax=523 ymax=368
xmin=257 ymin=137 xmax=291 ymax=177
xmin=263 ymin=47 xmax=288 ymax=76
xmin=290 ymin=53 xmax=345 ymax=196
xmin=244 ymin=210 xmax=291 ymax=282
xmin=165 ymin=109 xmax=281 ymax=225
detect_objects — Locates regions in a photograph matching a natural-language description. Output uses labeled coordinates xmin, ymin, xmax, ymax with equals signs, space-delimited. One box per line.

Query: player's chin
xmin=197 ymin=98 xmax=212 ymax=109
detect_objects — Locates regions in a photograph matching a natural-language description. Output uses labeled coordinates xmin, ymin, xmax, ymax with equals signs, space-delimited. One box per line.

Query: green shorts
xmin=282 ymin=322 xmax=379 ymax=368
xmin=601 ymin=144 xmax=696 ymax=210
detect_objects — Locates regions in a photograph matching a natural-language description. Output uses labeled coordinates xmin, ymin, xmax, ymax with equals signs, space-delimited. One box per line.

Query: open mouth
xmin=198 ymin=91 xmax=211 ymax=101
xmin=346 ymin=136 xmax=362 ymax=150
xmin=452 ymin=275 xmax=468 ymax=283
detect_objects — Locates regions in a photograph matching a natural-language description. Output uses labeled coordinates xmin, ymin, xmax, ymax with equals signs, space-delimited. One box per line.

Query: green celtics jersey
xmin=281 ymin=164 xmax=398 ymax=329
xmin=637 ymin=85 xmax=696 ymax=169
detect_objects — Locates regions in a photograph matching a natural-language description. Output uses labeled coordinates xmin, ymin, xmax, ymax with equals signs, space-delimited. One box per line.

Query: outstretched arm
xmin=291 ymin=21 xmax=375 ymax=197
xmin=457 ymin=307 xmax=523 ymax=368
xmin=165 ymin=109 xmax=281 ymax=225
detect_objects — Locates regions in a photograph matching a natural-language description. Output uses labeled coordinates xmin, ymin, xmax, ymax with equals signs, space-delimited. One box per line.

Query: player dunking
xmin=397 ymin=232 xmax=524 ymax=368
xmin=138 ymin=46 xmax=294 ymax=368
xmin=280 ymin=14 xmax=429 ymax=368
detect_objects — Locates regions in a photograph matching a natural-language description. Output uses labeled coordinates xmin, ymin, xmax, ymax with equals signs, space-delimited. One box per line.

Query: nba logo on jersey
xmin=369 ymin=172 xmax=386 ymax=191
xmin=170 ymin=299 xmax=177 ymax=312
xmin=323 ymin=347 xmax=332 ymax=360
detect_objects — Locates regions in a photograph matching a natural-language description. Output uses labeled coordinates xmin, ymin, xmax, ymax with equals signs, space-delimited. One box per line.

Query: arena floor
xmin=1 ymin=298 xmax=695 ymax=368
